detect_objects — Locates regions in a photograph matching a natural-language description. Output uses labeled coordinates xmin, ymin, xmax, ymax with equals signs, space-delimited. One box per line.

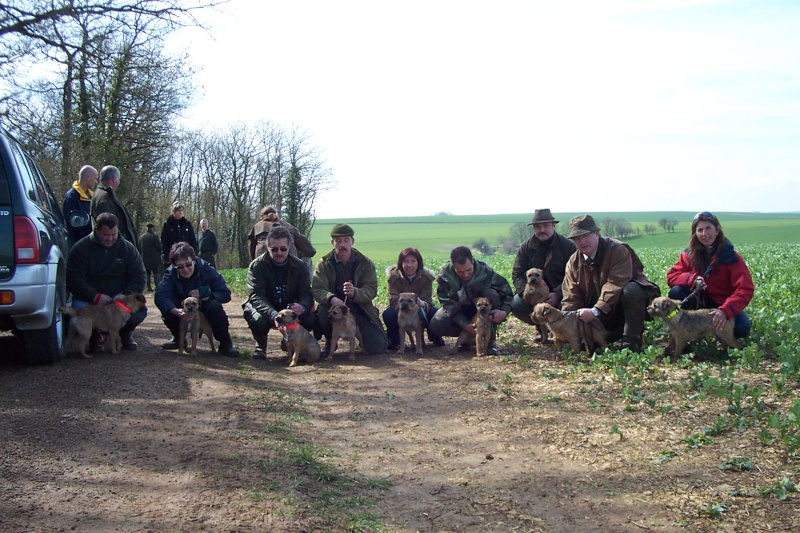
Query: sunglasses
xmin=693 ymin=211 xmax=717 ymax=221
xmin=174 ymin=260 xmax=194 ymax=271
xmin=270 ymin=246 xmax=289 ymax=253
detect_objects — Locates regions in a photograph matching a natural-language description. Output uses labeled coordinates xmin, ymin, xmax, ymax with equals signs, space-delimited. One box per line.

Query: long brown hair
xmin=687 ymin=212 xmax=725 ymax=274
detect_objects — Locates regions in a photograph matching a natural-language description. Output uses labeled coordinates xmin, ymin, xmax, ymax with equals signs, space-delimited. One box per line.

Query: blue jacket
xmin=154 ymin=257 xmax=231 ymax=315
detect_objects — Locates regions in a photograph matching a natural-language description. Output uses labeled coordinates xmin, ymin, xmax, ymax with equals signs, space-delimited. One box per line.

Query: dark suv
xmin=0 ymin=125 xmax=71 ymax=364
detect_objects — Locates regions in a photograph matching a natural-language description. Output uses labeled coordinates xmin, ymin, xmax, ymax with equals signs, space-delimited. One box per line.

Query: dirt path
xmin=1 ymin=300 xmax=797 ymax=532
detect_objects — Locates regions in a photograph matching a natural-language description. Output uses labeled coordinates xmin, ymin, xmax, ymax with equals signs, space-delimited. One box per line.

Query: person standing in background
xmin=62 ymin=165 xmax=97 ymax=249
xmin=197 ymin=218 xmax=219 ymax=268
xmin=138 ymin=223 xmax=162 ymax=292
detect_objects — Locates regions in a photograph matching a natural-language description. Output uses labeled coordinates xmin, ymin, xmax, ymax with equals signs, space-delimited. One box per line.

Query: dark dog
xmin=647 ymin=296 xmax=741 ymax=362
xmin=531 ymin=302 xmax=608 ymax=355
xmin=61 ymin=293 xmax=147 ymax=358
xmin=451 ymin=296 xmax=493 ymax=357
xmin=327 ymin=304 xmax=364 ymax=362
xmin=179 ymin=296 xmax=215 ymax=356
xmin=397 ymin=292 xmax=424 ymax=355
xmin=522 ymin=267 xmax=551 ymax=342
xmin=276 ymin=309 xmax=321 ymax=367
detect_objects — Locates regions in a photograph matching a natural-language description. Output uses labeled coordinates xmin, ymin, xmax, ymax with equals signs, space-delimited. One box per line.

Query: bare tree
xmin=508 ymin=221 xmax=533 ymax=247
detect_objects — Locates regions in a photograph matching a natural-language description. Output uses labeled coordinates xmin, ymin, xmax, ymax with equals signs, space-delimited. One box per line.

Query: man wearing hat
xmin=511 ymin=209 xmax=577 ymax=335
xmin=312 ymin=223 xmax=388 ymax=355
xmin=561 ymin=214 xmax=660 ymax=352
xmin=138 ymin=222 xmax=163 ymax=292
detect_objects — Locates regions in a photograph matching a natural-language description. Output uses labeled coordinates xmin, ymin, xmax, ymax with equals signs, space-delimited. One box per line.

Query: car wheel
xmin=19 ymin=284 xmax=66 ymax=365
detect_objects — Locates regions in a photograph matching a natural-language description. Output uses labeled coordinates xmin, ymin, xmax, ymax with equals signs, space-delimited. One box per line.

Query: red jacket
xmin=666 ymin=240 xmax=754 ymax=319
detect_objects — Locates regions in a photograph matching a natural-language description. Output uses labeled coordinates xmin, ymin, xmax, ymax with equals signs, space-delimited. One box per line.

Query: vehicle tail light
xmin=14 ymin=216 xmax=40 ymax=263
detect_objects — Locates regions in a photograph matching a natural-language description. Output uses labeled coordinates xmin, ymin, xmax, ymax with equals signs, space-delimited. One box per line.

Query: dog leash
xmin=680 ymin=286 xmax=704 ymax=307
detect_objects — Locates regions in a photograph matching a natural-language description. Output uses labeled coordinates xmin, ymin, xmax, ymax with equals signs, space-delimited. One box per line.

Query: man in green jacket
xmin=67 ymin=213 xmax=147 ymax=350
xmin=511 ymin=209 xmax=576 ymax=334
xmin=430 ymin=246 xmax=514 ymax=355
xmin=312 ymin=223 xmax=388 ymax=355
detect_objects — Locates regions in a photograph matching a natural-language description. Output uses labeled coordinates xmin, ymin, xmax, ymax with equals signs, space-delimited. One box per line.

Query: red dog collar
xmin=284 ymin=323 xmax=299 ymax=330
xmin=114 ymin=300 xmax=133 ymax=313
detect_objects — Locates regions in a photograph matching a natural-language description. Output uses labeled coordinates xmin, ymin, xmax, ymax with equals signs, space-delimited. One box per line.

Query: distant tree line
xmin=0 ymin=0 xmax=332 ymax=268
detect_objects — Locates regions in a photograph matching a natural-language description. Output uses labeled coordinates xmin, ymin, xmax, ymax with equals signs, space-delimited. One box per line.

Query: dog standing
xmin=276 ymin=308 xmax=321 ymax=367
xmin=531 ymin=302 xmax=608 ymax=355
xmin=522 ymin=267 xmax=551 ymax=342
xmin=179 ymin=296 xmax=216 ymax=356
xmin=647 ymin=296 xmax=741 ymax=362
xmin=327 ymin=304 xmax=364 ymax=362
xmin=61 ymin=293 xmax=147 ymax=358
xmin=451 ymin=296 xmax=493 ymax=357
xmin=396 ymin=292 xmax=424 ymax=355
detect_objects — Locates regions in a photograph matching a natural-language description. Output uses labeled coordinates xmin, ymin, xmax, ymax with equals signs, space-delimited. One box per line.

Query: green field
xmin=309 ymin=211 xmax=800 ymax=262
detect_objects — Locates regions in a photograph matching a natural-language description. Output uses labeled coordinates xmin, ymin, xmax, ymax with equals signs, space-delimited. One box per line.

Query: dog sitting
xmin=647 ymin=296 xmax=741 ymax=362
xmin=396 ymin=292 xmax=424 ymax=355
xmin=327 ymin=304 xmax=364 ymax=362
xmin=451 ymin=296 xmax=493 ymax=357
xmin=61 ymin=293 xmax=147 ymax=358
xmin=276 ymin=308 xmax=321 ymax=367
xmin=522 ymin=267 xmax=551 ymax=342
xmin=179 ymin=296 xmax=216 ymax=356
xmin=531 ymin=302 xmax=608 ymax=355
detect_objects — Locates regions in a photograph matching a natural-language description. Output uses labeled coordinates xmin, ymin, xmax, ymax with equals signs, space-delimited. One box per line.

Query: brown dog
xmin=522 ymin=267 xmax=551 ymax=342
xmin=61 ymin=293 xmax=147 ymax=358
xmin=531 ymin=302 xmax=608 ymax=355
xmin=647 ymin=296 xmax=741 ymax=362
xmin=179 ymin=296 xmax=216 ymax=356
xmin=276 ymin=309 xmax=321 ymax=367
xmin=452 ymin=296 xmax=493 ymax=357
xmin=397 ymin=292 xmax=424 ymax=355
xmin=327 ymin=304 xmax=364 ymax=362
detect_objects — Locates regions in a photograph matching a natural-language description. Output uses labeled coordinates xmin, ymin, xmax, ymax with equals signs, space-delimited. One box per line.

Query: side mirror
xmin=68 ymin=210 xmax=91 ymax=228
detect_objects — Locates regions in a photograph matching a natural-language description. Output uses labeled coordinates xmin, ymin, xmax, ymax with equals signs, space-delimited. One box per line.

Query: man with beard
xmin=511 ymin=209 xmax=576 ymax=337
xmin=312 ymin=223 xmax=388 ymax=355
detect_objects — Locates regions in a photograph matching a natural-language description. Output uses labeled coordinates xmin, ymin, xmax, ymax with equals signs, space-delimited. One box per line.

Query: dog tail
xmin=60 ymin=306 xmax=77 ymax=317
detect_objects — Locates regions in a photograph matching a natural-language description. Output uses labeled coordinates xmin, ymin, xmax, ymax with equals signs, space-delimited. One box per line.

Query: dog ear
xmin=341 ymin=306 xmax=349 ymax=315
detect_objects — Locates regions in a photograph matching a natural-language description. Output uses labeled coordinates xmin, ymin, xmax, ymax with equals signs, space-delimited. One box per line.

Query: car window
xmin=0 ymin=152 xmax=11 ymax=205
xmin=9 ymin=140 xmax=49 ymax=213
xmin=28 ymin=153 xmax=64 ymax=221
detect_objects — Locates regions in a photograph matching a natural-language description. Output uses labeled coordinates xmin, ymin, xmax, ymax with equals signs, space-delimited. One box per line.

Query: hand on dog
xmin=488 ymin=310 xmax=507 ymax=324
xmin=546 ymin=292 xmax=558 ymax=307
xmin=577 ymin=308 xmax=596 ymax=323
xmin=463 ymin=323 xmax=477 ymax=335
xmin=188 ymin=289 xmax=200 ymax=298
xmin=96 ymin=293 xmax=112 ymax=305
xmin=709 ymin=308 xmax=727 ymax=330
xmin=330 ymin=297 xmax=346 ymax=307
xmin=287 ymin=303 xmax=305 ymax=315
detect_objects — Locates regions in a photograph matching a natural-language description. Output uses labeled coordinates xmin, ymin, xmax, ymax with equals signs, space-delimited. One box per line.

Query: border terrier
xmin=452 ymin=296 xmax=493 ymax=357
xmin=397 ymin=292 xmax=424 ymax=355
xmin=276 ymin=309 xmax=321 ymax=367
xmin=531 ymin=302 xmax=608 ymax=354
xmin=327 ymin=304 xmax=364 ymax=362
xmin=647 ymin=296 xmax=741 ymax=362
xmin=179 ymin=296 xmax=216 ymax=356
xmin=61 ymin=293 xmax=147 ymax=358
xmin=522 ymin=267 xmax=551 ymax=342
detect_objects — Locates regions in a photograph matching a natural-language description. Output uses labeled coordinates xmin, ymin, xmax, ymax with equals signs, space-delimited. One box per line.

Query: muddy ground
xmin=1 ymin=299 xmax=798 ymax=532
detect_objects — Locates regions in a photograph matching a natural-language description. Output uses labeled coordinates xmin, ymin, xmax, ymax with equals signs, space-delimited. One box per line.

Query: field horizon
xmin=307 ymin=210 xmax=800 ymax=262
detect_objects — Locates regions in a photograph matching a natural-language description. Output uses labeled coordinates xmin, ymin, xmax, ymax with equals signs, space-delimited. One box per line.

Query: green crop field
xmin=308 ymin=211 xmax=800 ymax=262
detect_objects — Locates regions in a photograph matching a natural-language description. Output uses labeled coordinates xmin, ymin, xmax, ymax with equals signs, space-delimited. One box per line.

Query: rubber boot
xmin=252 ymin=335 xmax=268 ymax=360
xmin=621 ymin=284 xmax=647 ymax=352
xmin=119 ymin=323 xmax=138 ymax=351
xmin=487 ymin=326 xmax=498 ymax=356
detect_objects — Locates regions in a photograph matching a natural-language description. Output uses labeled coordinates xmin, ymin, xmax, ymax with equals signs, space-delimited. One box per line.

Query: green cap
xmin=330 ymin=223 xmax=354 ymax=237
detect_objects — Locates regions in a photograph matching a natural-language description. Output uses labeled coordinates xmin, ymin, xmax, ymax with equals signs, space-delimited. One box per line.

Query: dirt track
xmin=1 ymin=299 xmax=797 ymax=532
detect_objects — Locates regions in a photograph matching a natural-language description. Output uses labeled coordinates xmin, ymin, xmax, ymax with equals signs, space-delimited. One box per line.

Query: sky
xmin=169 ymin=0 xmax=800 ymax=219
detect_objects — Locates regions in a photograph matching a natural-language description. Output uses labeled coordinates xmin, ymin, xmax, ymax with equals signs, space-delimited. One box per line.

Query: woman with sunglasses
xmin=666 ymin=212 xmax=754 ymax=339
xmin=154 ymin=242 xmax=240 ymax=356
xmin=383 ymin=247 xmax=446 ymax=351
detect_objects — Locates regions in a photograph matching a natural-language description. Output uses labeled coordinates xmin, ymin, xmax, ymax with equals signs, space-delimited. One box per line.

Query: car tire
xmin=19 ymin=284 xmax=66 ymax=365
